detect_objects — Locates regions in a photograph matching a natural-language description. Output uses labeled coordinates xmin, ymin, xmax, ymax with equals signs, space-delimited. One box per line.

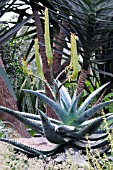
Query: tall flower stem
xmin=30 ymin=1 xmax=58 ymax=119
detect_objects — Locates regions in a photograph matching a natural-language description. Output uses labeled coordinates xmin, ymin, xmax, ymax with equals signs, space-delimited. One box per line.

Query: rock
xmin=52 ymin=153 xmax=66 ymax=163
xmin=15 ymin=137 xmax=58 ymax=151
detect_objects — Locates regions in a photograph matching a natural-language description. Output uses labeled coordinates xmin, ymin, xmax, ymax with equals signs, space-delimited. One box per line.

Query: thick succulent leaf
xmin=0 ymin=138 xmax=44 ymax=157
xmin=94 ymin=128 xmax=113 ymax=135
xmin=71 ymin=90 xmax=77 ymax=102
xmin=57 ymin=117 xmax=105 ymax=140
xmin=82 ymin=133 xmax=108 ymax=141
xmin=19 ymin=111 xmax=62 ymax=126
xmin=68 ymin=92 xmax=82 ymax=116
xmin=88 ymin=140 xmax=110 ymax=149
xmin=0 ymin=106 xmax=43 ymax=133
xmin=0 ymin=105 xmax=61 ymax=126
xmin=56 ymin=125 xmax=75 ymax=136
xmin=14 ymin=147 xmax=38 ymax=156
xmin=73 ymin=139 xmax=110 ymax=149
xmin=57 ymin=81 xmax=71 ymax=111
xmin=23 ymin=89 xmax=69 ymax=124
xmin=0 ymin=138 xmax=61 ymax=157
xmin=71 ymin=118 xmax=103 ymax=140
xmin=92 ymin=67 xmax=113 ymax=78
xmin=60 ymin=99 xmax=69 ymax=112
xmin=77 ymin=82 xmax=110 ymax=114
xmin=38 ymin=109 xmax=66 ymax=144
xmin=0 ymin=65 xmax=17 ymax=100
xmin=75 ymin=100 xmax=113 ymax=125
xmin=100 ymin=114 xmax=113 ymax=128
xmin=106 ymin=114 xmax=113 ymax=120
xmin=72 ymin=143 xmax=110 ymax=156
xmin=59 ymin=129 xmax=108 ymax=141
xmin=80 ymin=113 xmax=113 ymax=126
xmin=96 ymin=129 xmax=109 ymax=133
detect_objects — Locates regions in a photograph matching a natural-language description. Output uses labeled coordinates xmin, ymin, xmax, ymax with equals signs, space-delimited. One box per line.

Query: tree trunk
xmin=52 ymin=20 xmax=68 ymax=82
xmin=0 ymin=58 xmax=30 ymax=138
xmin=45 ymin=85 xmax=59 ymax=119
xmin=76 ymin=69 xmax=88 ymax=96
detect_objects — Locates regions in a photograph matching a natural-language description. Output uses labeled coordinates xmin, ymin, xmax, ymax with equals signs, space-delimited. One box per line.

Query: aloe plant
xmin=0 ymin=82 xmax=113 ymax=157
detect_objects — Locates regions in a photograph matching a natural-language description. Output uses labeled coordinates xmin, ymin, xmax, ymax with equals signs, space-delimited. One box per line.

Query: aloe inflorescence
xmin=0 ymin=82 xmax=113 ymax=157
xmin=70 ymin=33 xmax=78 ymax=80
xmin=44 ymin=7 xmax=53 ymax=65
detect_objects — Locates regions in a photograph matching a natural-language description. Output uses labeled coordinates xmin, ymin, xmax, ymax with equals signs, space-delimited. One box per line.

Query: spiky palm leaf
xmin=46 ymin=0 xmax=113 ymax=95
xmin=2 ymin=0 xmax=113 ymax=89
xmin=47 ymin=0 xmax=113 ymax=59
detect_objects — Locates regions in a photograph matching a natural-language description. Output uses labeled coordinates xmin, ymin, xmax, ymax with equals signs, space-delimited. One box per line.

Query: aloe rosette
xmin=0 ymin=82 xmax=113 ymax=157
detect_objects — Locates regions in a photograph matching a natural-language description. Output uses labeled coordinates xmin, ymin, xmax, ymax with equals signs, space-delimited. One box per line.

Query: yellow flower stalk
xmin=28 ymin=65 xmax=33 ymax=76
xmin=44 ymin=7 xmax=52 ymax=65
xmin=34 ymin=38 xmax=44 ymax=79
xmin=70 ymin=33 xmax=78 ymax=80
xmin=22 ymin=57 xmax=28 ymax=76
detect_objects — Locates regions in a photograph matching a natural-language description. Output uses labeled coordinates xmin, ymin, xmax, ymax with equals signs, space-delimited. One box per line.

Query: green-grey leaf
xmin=82 ymin=133 xmax=108 ymax=141
xmin=23 ymin=89 xmax=69 ymax=124
xmin=38 ymin=109 xmax=65 ymax=144
xmin=0 ymin=138 xmax=44 ymax=157
xmin=0 ymin=106 xmax=42 ymax=133
xmin=81 ymin=113 xmax=113 ymax=126
xmin=101 ymin=114 xmax=113 ymax=128
xmin=68 ymin=92 xmax=82 ymax=116
xmin=77 ymin=82 xmax=110 ymax=114
xmin=74 ymin=140 xmax=109 ymax=149
xmin=0 ymin=138 xmax=61 ymax=156
xmin=18 ymin=110 xmax=61 ymax=126
xmin=75 ymin=100 xmax=113 ymax=125
xmin=0 ymin=65 xmax=16 ymax=100
xmin=58 ymin=81 xmax=71 ymax=111
xmin=57 ymin=117 xmax=104 ymax=140
xmin=72 ymin=117 xmax=103 ymax=139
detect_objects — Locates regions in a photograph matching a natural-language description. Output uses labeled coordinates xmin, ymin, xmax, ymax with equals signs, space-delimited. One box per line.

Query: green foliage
xmin=1 ymin=24 xmax=45 ymax=114
xmin=24 ymin=82 xmax=112 ymax=126
xmin=0 ymin=64 xmax=17 ymax=100
xmin=103 ymin=92 xmax=113 ymax=113
xmin=48 ymin=0 xmax=113 ymax=65
xmin=0 ymin=1 xmax=113 ymax=166
xmin=0 ymin=82 xmax=113 ymax=157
